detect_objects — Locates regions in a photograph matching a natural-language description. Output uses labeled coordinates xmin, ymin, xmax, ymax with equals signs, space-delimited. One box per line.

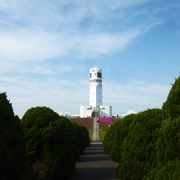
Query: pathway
xmin=70 ymin=142 xmax=118 ymax=180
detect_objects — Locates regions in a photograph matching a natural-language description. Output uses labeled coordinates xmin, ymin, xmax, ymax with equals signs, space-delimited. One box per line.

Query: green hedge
xmin=21 ymin=106 xmax=90 ymax=179
xmin=0 ymin=93 xmax=33 ymax=180
xmin=0 ymin=93 xmax=90 ymax=180
xmin=103 ymin=76 xmax=180 ymax=180
xmin=110 ymin=114 xmax=136 ymax=162
xmin=119 ymin=109 xmax=164 ymax=180
xmin=103 ymin=120 xmax=120 ymax=154
xmin=144 ymin=160 xmax=180 ymax=180
xmin=163 ymin=77 xmax=180 ymax=119
xmin=103 ymin=114 xmax=136 ymax=162
xmin=144 ymin=116 xmax=180 ymax=180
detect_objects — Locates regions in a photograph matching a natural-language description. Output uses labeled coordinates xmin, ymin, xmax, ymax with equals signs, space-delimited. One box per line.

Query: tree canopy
xmin=104 ymin=75 xmax=180 ymax=180
xmin=163 ymin=77 xmax=180 ymax=119
xmin=0 ymin=92 xmax=33 ymax=180
xmin=21 ymin=106 xmax=90 ymax=179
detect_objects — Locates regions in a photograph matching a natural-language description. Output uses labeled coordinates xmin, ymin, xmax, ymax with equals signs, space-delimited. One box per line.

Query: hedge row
xmin=103 ymin=76 xmax=180 ymax=180
xmin=0 ymin=95 xmax=90 ymax=180
xmin=0 ymin=93 xmax=34 ymax=180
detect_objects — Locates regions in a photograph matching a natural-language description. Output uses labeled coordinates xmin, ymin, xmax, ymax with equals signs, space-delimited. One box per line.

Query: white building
xmin=80 ymin=67 xmax=112 ymax=118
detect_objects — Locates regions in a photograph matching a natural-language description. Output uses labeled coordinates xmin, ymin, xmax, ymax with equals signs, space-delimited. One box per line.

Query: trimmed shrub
xmin=0 ymin=92 xmax=33 ymax=180
xmin=103 ymin=76 xmax=180 ymax=180
xmin=22 ymin=107 xmax=60 ymax=166
xmin=119 ymin=109 xmax=164 ymax=180
xmin=163 ymin=76 xmax=180 ymax=119
xmin=156 ymin=116 xmax=180 ymax=166
xmin=42 ymin=117 xmax=79 ymax=179
xmin=144 ymin=160 xmax=180 ymax=180
xmin=145 ymin=117 xmax=180 ymax=180
xmin=103 ymin=120 xmax=120 ymax=154
xmin=73 ymin=123 xmax=90 ymax=155
xmin=110 ymin=114 xmax=136 ymax=162
xmin=144 ymin=77 xmax=180 ymax=180
xmin=21 ymin=106 xmax=89 ymax=179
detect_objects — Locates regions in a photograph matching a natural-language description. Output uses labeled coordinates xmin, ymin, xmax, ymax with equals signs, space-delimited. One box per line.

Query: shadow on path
xmin=70 ymin=142 xmax=118 ymax=180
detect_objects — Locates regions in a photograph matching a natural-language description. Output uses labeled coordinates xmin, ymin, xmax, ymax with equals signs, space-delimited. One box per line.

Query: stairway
xmin=70 ymin=142 xmax=118 ymax=180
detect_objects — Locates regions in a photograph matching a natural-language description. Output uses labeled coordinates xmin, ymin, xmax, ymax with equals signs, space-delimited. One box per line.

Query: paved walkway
xmin=70 ymin=142 xmax=118 ymax=180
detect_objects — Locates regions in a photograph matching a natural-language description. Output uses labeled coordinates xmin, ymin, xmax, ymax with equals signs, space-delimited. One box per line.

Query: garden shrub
xmin=0 ymin=92 xmax=33 ymax=180
xmin=110 ymin=114 xmax=136 ymax=162
xmin=163 ymin=77 xmax=180 ymax=119
xmin=21 ymin=106 xmax=89 ymax=179
xmin=118 ymin=109 xmax=164 ymax=180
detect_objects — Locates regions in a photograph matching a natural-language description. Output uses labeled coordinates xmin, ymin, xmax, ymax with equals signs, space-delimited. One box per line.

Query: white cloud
xmin=0 ymin=0 xmax=177 ymax=118
xmin=0 ymin=74 xmax=171 ymax=117
xmin=99 ymin=0 xmax=149 ymax=9
xmin=0 ymin=0 xmax=149 ymax=18
xmin=0 ymin=28 xmax=75 ymax=62
xmin=11 ymin=62 xmax=74 ymax=75
xmin=103 ymin=80 xmax=171 ymax=111
xmin=77 ymin=29 xmax=141 ymax=58
xmin=0 ymin=75 xmax=89 ymax=117
xmin=0 ymin=27 xmax=143 ymax=64
xmin=0 ymin=0 xmax=175 ymax=64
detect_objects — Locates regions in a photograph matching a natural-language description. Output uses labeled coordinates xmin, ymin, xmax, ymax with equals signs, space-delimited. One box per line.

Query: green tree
xmin=163 ymin=76 xmax=180 ymax=119
xmin=144 ymin=160 xmax=180 ymax=180
xmin=119 ymin=109 xmax=164 ymax=180
xmin=157 ymin=118 xmax=180 ymax=165
xmin=21 ymin=107 xmax=59 ymax=165
xmin=144 ymin=76 xmax=180 ymax=180
xmin=110 ymin=114 xmax=136 ymax=162
xmin=73 ymin=123 xmax=90 ymax=155
xmin=145 ymin=117 xmax=180 ymax=180
xmin=0 ymin=92 xmax=33 ymax=180
xmin=21 ymin=106 xmax=89 ymax=179
xmin=103 ymin=120 xmax=120 ymax=154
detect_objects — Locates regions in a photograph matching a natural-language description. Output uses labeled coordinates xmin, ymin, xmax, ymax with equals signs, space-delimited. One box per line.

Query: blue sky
xmin=0 ymin=0 xmax=179 ymax=117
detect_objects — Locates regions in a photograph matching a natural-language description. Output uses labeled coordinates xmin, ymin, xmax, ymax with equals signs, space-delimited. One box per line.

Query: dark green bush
xmin=103 ymin=120 xmax=120 ymax=154
xmin=157 ymin=117 xmax=180 ymax=165
xmin=103 ymin=76 xmax=180 ymax=180
xmin=118 ymin=109 xmax=164 ymax=180
xmin=145 ymin=77 xmax=180 ymax=180
xmin=163 ymin=76 xmax=180 ymax=119
xmin=156 ymin=116 xmax=180 ymax=166
xmin=21 ymin=106 xmax=89 ymax=179
xmin=73 ymin=123 xmax=90 ymax=154
xmin=0 ymin=92 xmax=33 ymax=180
xmin=110 ymin=114 xmax=136 ymax=162
xmin=144 ymin=160 xmax=180 ymax=180
xmin=22 ymin=107 xmax=60 ymax=166
xmin=42 ymin=117 xmax=79 ymax=179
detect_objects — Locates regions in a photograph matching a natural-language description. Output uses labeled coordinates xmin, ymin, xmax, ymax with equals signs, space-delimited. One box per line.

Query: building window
xmin=90 ymin=79 xmax=102 ymax=83
xmin=97 ymin=72 xmax=101 ymax=78
xmin=90 ymin=73 xmax=92 ymax=78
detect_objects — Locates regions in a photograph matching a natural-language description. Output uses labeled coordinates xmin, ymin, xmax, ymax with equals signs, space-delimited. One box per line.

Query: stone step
xmin=70 ymin=142 xmax=118 ymax=180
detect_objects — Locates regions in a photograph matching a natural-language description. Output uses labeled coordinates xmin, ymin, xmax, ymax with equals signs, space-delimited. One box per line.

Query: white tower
xmin=89 ymin=67 xmax=102 ymax=108
xmin=80 ymin=67 xmax=112 ymax=118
